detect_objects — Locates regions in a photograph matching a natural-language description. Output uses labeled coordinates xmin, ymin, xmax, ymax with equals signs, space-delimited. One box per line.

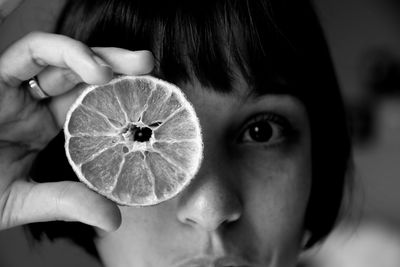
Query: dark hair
xmin=29 ymin=0 xmax=352 ymax=259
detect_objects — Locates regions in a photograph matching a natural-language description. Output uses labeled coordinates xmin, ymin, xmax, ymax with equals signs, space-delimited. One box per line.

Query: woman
xmin=0 ymin=0 xmax=352 ymax=266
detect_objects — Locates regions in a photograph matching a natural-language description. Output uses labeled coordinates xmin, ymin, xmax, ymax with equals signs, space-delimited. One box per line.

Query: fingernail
xmin=134 ymin=50 xmax=154 ymax=62
xmin=139 ymin=50 xmax=155 ymax=70
xmin=126 ymin=50 xmax=155 ymax=74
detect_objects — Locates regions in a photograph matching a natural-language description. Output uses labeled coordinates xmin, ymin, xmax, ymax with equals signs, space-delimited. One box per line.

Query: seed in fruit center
xmin=133 ymin=126 xmax=152 ymax=142
xmin=121 ymin=124 xmax=153 ymax=143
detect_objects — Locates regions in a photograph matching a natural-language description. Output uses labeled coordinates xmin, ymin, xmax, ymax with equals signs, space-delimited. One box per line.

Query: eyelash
xmin=238 ymin=113 xmax=294 ymax=147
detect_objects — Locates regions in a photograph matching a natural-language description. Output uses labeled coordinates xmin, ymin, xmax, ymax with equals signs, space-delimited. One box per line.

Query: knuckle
xmin=61 ymin=37 xmax=91 ymax=56
xmin=70 ymin=39 xmax=88 ymax=51
xmin=23 ymin=31 xmax=51 ymax=49
xmin=0 ymin=183 xmax=24 ymax=229
xmin=0 ymin=190 xmax=14 ymax=229
xmin=54 ymin=182 xmax=75 ymax=217
xmin=23 ymin=31 xmax=50 ymax=67
xmin=62 ymin=69 xmax=81 ymax=85
xmin=24 ymin=31 xmax=46 ymax=41
xmin=23 ymin=32 xmax=90 ymax=67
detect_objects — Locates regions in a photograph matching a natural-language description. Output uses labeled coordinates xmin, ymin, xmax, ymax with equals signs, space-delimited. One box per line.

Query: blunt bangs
xmin=56 ymin=0 xmax=313 ymax=97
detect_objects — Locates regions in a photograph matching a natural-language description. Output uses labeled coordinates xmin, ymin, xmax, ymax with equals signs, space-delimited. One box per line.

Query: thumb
xmin=2 ymin=180 xmax=121 ymax=231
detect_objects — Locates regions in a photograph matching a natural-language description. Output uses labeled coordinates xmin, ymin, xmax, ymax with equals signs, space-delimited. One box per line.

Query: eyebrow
xmin=229 ymin=76 xmax=298 ymax=106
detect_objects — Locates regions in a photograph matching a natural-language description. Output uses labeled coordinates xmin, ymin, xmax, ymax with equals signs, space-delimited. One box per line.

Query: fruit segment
xmin=153 ymin=141 xmax=201 ymax=173
xmin=153 ymin=109 xmax=198 ymax=141
xmin=82 ymin=84 xmax=126 ymax=127
xmin=81 ymin=144 xmax=124 ymax=193
xmin=145 ymin=151 xmax=186 ymax=200
xmin=68 ymin=136 xmax=119 ymax=165
xmin=68 ymin=105 xmax=115 ymax=135
xmin=141 ymin=86 xmax=182 ymax=124
xmin=112 ymin=151 xmax=155 ymax=204
xmin=114 ymin=78 xmax=154 ymax=122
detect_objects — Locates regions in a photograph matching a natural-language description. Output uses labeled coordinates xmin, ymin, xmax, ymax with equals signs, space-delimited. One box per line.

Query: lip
xmin=175 ymin=256 xmax=254 ymax=267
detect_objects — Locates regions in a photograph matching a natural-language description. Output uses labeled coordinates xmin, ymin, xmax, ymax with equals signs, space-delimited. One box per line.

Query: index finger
xmin=0 ymin=32 xmax=112 ymax=87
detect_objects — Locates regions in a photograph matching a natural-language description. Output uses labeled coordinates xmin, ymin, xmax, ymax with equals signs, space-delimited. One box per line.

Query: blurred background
xmin=1 ymin=0 xmax=400 ymax=266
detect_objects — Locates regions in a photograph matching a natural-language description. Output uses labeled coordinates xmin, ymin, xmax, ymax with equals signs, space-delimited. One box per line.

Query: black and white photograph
xmin=0 ymin=0 xmax=400 ymax=266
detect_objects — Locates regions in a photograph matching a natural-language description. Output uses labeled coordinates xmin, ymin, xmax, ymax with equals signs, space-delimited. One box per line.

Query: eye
xmin=239 ymin=113 xmax=291 ymax=145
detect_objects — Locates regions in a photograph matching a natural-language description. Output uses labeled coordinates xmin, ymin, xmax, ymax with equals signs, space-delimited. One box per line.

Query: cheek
xmin=97 ymin=203 xmax=180 ymax=265
xmin=118 ymin=202 xmax=180 ymax=244
xmin=236 ymin=148 xmax=312 ymax=262
xmin=248 ymin=160 xmax=311 ymax=233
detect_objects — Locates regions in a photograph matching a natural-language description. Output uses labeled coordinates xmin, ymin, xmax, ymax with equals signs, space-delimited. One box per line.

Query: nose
xmin=176 ymin=170 xmax=242 ymax=231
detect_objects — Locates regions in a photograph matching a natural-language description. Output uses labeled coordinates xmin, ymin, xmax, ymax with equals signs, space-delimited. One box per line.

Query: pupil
xmin=249 ymin=122 xmax=272 ymax=142
xmin=133 ymin=126 xmax=153 ymax=142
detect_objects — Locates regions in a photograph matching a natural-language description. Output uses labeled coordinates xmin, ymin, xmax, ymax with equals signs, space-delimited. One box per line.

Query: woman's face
xmin=95 ymin=77 xmax=312 ymax=267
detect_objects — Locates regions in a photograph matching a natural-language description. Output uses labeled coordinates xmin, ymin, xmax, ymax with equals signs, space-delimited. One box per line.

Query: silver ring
xmin=25 ymin=77 xmax=49 ymax=100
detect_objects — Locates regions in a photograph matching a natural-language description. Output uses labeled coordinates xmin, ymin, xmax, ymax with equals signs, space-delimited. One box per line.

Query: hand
xmin=0 ymin=31 xmax=154 ymax=231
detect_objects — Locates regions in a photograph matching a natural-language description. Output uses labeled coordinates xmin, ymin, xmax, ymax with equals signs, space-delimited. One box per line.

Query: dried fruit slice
xmin=64 ymin=75 xmax=203 ymax=206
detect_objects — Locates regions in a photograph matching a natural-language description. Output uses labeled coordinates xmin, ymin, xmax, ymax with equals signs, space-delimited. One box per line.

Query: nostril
xmin=226 ymin=211 xmax=241 ymax=223
xmin=184 ymin=217 xmax=197 ymax=226
xmin=176 ymin=174 xmax=242 ymax=231
xmin=178 ymin=198 xmax=242 ymax=231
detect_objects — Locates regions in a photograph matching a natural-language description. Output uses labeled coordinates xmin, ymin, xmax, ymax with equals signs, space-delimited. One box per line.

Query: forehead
xmin=176 ymin=65 xmax=303 ymax=109
xmin=179 ymin=73 xmax=307 ymax=121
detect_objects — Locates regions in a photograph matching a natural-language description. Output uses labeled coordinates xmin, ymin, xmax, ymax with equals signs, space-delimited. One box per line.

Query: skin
xmin=96 ymin=78 xmax=312 ymax=267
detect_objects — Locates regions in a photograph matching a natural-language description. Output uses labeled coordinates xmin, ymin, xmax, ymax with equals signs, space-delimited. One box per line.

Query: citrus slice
xmin=64 ymin=75 xmax=203 ymax=206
